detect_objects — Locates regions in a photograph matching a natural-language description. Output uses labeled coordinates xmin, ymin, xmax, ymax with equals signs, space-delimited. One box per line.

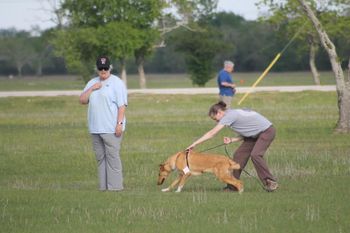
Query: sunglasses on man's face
xmin=98 ymin=67 xmax=109 ymax=71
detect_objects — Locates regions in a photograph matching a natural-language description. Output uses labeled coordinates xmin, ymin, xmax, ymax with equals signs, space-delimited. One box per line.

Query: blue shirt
xmin=217 ymin=69 xmax=235 ymax=96
xmin=83 ymin=74 xmax=128 ymax=134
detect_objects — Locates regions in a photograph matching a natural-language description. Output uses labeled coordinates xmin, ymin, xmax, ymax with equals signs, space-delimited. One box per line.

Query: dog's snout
xmin=157 ymin=178 xmax=165 ymax=185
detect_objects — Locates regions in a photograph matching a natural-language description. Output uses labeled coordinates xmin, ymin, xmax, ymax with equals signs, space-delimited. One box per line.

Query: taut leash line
xmin=189 ymin=143 xmax=268 ymax=191
xmin=199 ymin=143 xmax=227 ymax=153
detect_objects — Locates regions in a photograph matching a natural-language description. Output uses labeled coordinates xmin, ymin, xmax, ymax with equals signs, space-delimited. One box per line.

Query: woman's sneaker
xmin=265 ymin=179 xmax=278 ymax=192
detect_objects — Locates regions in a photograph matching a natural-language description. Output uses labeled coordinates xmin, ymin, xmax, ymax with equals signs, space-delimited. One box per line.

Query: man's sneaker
xmin=265 ymin=179 xmax=278 ymax=192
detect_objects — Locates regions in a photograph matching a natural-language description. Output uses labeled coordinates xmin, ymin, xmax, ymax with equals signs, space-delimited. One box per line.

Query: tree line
xmin=0 ymin=13 xmax=343 ymax=76
xmin=0 ymin=1 xmax=348 ymax=83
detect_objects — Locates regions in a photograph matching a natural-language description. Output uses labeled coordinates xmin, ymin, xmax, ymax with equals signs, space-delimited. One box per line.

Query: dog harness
xmin=183 ymin=150 xmax=191 ymax=174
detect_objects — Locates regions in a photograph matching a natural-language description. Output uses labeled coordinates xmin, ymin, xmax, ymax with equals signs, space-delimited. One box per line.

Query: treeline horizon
xmin=0 ymin=12 xmax=346 ymax=77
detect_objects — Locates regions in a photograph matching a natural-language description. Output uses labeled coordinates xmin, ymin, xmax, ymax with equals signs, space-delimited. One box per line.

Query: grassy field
xmin=0 ymin=71 xmax=336 ymax=91
xmin=0 ymin=91 xmax=349 ymax=233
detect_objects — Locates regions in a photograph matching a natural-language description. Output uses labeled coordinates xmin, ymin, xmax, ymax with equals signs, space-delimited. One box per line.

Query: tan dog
xmin=157 ymin=151 xmax=243 ymax=193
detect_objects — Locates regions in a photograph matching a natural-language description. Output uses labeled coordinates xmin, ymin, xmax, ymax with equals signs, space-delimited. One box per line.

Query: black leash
xmin=198 ymin=143 xmax=227 ymax=153
xmin=241 ymin=166 xmax=269 ymax=191
xmin=223 ymin=145 xmax=269 ymax=191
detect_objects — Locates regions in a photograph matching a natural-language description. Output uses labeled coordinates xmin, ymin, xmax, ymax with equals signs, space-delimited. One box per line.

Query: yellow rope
xmin=237 ymin=22 xmax=308 ymax=106
xmin=238 ymin=53 xmax=281 ymax=106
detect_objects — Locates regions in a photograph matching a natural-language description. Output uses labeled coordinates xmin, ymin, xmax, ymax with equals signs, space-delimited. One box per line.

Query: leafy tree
xmin=171 ymin=26 xmax=225 ymax=86
xmin=257 ymin=0 xmax=350 ymax=132
xmin=134 ymin=29 xmax=159 ymax=89
xmin=258 ymin=0 xmax=322 ymax=84
xmin=53 ymin=0 xmax=162 ymax=84
xmin=259 ymin=0 xmax=350 ymax=84
xmin=163 ymin=0 xmax=224 ymax=86
xmin=209 ymin=12 xmax=279 ymax=72
xmin=30 ymin=29 xmax=56 ymax=76
xmin=118 ymin=0 xmax=222 ymax=88
xmin=142 ymin=44 xmax=187 ymax=73
xmin=129 ymin=0 xmax=163 ymax=89
xmin=98 ymin=22 xmax=143 ymax=85
xmin=52 ymin=27 xmax=100 ymax=81
xmin=0 ymin=30 xmax=35 ymax=77
xmin=297 ymin=0 xmax=350 ymax=133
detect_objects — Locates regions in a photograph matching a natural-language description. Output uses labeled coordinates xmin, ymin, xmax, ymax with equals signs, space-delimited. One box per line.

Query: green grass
xmin=0 ymin=71 xmax=336 ymax=91
xmin=0 ymin=92 xmax=349 ymax=233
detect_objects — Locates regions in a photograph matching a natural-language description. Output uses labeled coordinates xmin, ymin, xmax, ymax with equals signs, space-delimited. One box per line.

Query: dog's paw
xmin=175 ymin=186 xmax=183 ymax=193
xmin=161 ymin=188 xmax=170 ymax=192
xmin=238 ymin=188 xmax=244 ymax=194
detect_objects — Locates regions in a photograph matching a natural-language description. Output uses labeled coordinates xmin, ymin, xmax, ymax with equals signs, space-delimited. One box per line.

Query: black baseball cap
xmin=96 ymin=56 xmax=110 ymax=69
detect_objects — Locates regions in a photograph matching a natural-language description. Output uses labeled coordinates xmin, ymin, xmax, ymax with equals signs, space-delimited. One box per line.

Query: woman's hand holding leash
xmin=223 ymin=137 xmax=232 ymax=144
xmin=224 ymin=137 xmax=242 ymax=144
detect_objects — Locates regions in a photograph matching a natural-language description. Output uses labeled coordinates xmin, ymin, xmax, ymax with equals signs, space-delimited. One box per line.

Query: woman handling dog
xmin=187 ymin=101 xmax=278 ymax=192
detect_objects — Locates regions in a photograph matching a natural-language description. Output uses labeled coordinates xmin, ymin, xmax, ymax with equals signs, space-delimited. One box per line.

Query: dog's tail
xmin=229 ymin=159 xmax=240 ymax=170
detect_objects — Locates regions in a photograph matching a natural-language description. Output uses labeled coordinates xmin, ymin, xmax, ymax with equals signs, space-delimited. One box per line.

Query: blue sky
xmin=0 ymin=0 xmax=262 ymax=31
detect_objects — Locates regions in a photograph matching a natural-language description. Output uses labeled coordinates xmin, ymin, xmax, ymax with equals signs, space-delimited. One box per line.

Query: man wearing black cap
xmin=80 ymin=56 xmax=128 ymax=192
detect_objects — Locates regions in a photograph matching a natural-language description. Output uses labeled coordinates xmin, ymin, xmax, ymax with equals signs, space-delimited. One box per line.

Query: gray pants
xmin=91 ymin=134 xmax=123 ymax=191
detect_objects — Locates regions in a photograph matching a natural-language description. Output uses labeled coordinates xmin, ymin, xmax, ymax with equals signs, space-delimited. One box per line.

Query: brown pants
xmin=232 ymin=126 xmax=276 ymax=185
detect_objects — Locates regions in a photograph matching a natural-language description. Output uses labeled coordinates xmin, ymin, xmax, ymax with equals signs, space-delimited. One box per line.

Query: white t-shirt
xmin=83 ymin=74 xmax=128 ymax=134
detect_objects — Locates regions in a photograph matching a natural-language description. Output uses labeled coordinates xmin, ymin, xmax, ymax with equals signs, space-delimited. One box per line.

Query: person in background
xmin=217 ymin=60 xmax=236 ymax=108
xmin=80 ymin=55 xmax=127 ymax=192
xmin=187 ymin=101 xmax=278 ymax=192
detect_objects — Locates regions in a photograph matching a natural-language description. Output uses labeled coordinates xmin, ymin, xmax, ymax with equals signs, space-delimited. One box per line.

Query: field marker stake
xmin=238 ymin=53 xmax=281 ymax=105
xmin=238 ymin=22 xmax=307 ymax=106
